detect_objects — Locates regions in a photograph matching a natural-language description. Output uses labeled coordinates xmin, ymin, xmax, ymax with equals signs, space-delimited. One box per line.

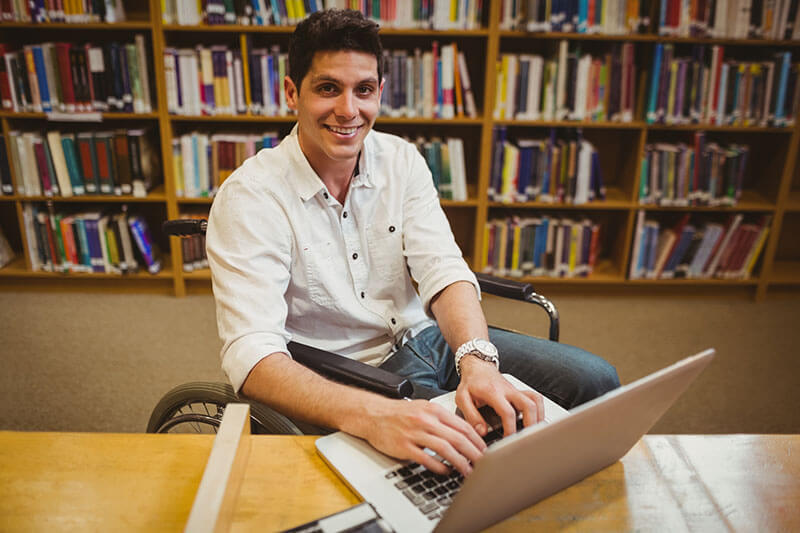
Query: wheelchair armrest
xmin=474 ymin=272 xmax=560 ymax=342
xmin=288 ymin=341 xmax=413 ymax=399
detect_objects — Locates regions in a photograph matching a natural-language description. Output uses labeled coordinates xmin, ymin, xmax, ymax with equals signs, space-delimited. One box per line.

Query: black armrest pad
xmin=474 ymin=272 xmax=534 ymax=301
xmin=288 ymin=341 xmax=413 ymax=399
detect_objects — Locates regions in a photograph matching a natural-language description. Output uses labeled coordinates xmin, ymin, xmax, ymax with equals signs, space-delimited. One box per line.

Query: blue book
xmin=31 ymin=46 xmax=52 ymax=113
xmin=645 ymin=223 xmax=660 ymax=277
xmin=128 ymin=216 xmax=162 ymax=274
xmin=60 ymin=134 xmax=85 ymax=195
xmin=577 ymin=0 xmax=588 ymax=33
xmin=663 ymin=225 xmax=696 ymax=276
xmin=73 ymin=217 xmax=92 ymax=271
xmin=266 ymin=51 xmax=276 ymax=114
xmin=774 ymin=52 xmax=791 ymax=125
xmin=647 ymin=44 xmax=664 ymax=124
xmin=436 ymin=58 xmax=443 ymax=118
xmin=82 ymin=213 xmax=105 ymax=273
xmin=659 ymin=0 xmax=669 ymax=33
xmin=716 ymin=63 xmax=729 ymax=124
xmin=489 ymin=126 xmax=507 ymax=199
xmin=517 ymin=58 xmax=529 ymax=117
xmin=192 ymin=134 xmax=201 ymax=195
xmin=516 ymin=144 xmax=533 ymax=200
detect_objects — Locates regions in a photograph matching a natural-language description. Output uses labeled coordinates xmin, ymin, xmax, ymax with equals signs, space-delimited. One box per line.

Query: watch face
xmin=474 ymin=338 xmax=498 ymax=357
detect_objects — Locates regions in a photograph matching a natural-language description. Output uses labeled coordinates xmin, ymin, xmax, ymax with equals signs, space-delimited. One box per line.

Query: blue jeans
xmin=378 ymin=325 xmax=620 ymax=409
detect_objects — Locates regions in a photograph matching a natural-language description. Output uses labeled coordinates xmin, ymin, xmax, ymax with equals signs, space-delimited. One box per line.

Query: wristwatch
xmin=455 ymin=338 xmax=499 ymax=376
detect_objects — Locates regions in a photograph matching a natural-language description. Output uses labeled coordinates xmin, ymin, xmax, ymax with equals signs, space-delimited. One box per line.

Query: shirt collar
xmin=287 ymin=124 xmax=375 ymax=203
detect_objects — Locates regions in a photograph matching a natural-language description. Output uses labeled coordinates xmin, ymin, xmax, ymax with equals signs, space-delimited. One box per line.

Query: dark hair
xmin=289 ymin=9 xmax=383 ymax=91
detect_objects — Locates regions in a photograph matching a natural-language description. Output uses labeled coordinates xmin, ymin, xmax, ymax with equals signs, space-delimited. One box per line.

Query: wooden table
xmin=0 ymin=432 xmax=798 ymax=532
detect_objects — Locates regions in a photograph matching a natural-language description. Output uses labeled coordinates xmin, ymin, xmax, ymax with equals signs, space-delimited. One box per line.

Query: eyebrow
xmin=310 ymin=74 xmax=380 ymax=85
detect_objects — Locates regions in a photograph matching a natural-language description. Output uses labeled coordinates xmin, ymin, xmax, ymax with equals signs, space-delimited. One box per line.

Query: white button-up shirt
xmin=207 ymin=126 xmax=479 ymax=391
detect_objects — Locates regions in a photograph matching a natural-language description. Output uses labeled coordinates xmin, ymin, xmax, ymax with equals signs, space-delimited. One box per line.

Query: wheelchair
xmin=146 ymin=219 xmax=560 ymax=436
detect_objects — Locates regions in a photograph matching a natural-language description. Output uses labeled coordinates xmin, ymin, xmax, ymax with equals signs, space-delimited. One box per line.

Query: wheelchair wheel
xmin=146 ymin=381 xmax=303 ymax=435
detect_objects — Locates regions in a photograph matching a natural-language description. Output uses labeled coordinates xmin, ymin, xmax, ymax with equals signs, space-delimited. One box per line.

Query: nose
xmin=335 ymin=91 xmax=357 ymax=120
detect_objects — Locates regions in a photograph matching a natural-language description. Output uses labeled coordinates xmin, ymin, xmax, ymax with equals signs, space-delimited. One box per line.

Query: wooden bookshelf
xmin=0 ymin=0 xmax=799 ymax=300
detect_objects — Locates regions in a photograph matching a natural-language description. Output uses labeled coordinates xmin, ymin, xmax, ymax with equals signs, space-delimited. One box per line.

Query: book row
xmin=0 ymin=0 xmax=126 ymax=23
xmin=657 ymin=0 xmax=800 ymax=40
xmin=489 ymin=127 xmax=606 ymax=204
xmin=173 ymin=131 xmax=280 ymax=198
xmin=499 ymin=0 xmax=653 ymax=34
xmin=0 ymin=129 xmax=160 ymax=198
xmin=629 ymin=210 xmax=770 ymax=280
xmin=381 ymin=43 xmax=478 ymax=119
xmin=646 ymin=45 xmax=799 ymax=127
xmin=21 ymin=204 xmax=163 ymax=274
xmin=639 ymin=134 xmax=749 ymax=206
xmin=412 ymin=136 xmax=469 ymax=201
xmin=493 ymin=41 xmax=636 ymax=123
xmin=161 ymin=0 xmax=485 ymax=30
xmin=481 ymin=215 xmax=602 ymax=278
xmin=0 ymin=38 xmax=153 ymax=114
xmin=179 ymin=231 xmax=208 ymax=272
xmin=163 ymin=40 xmax=479 ymax=119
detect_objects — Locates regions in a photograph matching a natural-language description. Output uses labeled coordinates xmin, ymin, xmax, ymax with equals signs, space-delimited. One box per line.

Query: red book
xmin=32 ymin=139 xmax=54 ymax=195
xmin=710 ymin=46 xmax=724 ymax=124
xmin=0 ymin=44 xmax=12 ymax=109
xmin=55 ymin=42 xmax=76 ymax=112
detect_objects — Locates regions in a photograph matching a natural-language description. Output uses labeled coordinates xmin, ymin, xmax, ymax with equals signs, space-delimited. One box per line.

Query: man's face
xmin=285 ymin=50 xmax=383 ymax=175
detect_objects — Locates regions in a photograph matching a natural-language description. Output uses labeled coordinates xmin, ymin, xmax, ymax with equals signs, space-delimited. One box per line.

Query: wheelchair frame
xmin=147 ymin=219 xmax=560 ymax=435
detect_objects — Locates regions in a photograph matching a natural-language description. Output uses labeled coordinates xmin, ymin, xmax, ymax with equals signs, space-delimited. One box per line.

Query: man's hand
xmin=358 ymin=397 xmax=487 ymax=476
xmin=455 ymin=356 xmax=545 ymax=438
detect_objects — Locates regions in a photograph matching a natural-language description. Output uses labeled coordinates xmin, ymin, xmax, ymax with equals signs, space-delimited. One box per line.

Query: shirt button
xmin=391 ymin=318 xmax=396 ymax=325
xmin=352 ymin=253 xmax=358 ymax=260
xmin=323 ymin=192 xmax=329 ymax=199
xmin=389 ymin=225 xmax=395 ymax=232
xmin=360 ymin=291 xmax=365 ymax=298
xmin=343 ymin=211 xmax=348 ymax=218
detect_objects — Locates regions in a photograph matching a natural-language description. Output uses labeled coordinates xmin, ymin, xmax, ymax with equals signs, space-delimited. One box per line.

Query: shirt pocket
xmin=367 ymin=221 xmax=405 ymax=283
xmin=303 ymin=240 xmax=341 ymax=307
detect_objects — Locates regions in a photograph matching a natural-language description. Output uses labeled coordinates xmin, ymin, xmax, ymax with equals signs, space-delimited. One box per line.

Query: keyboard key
xmin=385 ymin=471 xmax=397 ymax=479
xmin=421 ymin=470 xmax=434 ymax=479
xmin=402 ymin=489 xmax=424 ymax=506
xmin=434 ymin=486 xmax=448 ymax=495
xmin=437 ymin=496 xmax=452 ymax=506
xmin=420 ymin=502 xmax=439 ymax=514
xmin=397 ymin=466 xmax=413 ymax=478
xmin=413 ymin=484 xmax=428 ymax=494
xmin=445 ymin=481 xmax=460 ymax=490
xmin=394 ymin=480 xmax=410 ymax=490
xmin=405 ymin=474 xmax=422 ymax=486
xmin=424 ymin=491 xmax=437 ymax=500
xmin=422 ymin=479 xmax=437 ymax=489
xmin=428 ymin=513 xmax=440 ymax=520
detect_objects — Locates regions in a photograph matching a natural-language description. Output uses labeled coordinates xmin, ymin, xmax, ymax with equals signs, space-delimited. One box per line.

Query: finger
xmin=407 ymin=446 xmax=452 ymax=476
xmin=418 ymin=434 xmax=473 ymax=476
xmin=455 ymin=388 xmax=488 ymax=436
xmin=513 ymin=390 xmax=542 ymax=427
xmin=433 ymin=419 xmax=485 ymax=463
xmin=485 ymin=397 xmax=518 ymax=437
xmin=435 ymin=408 xmax=487 ymax=453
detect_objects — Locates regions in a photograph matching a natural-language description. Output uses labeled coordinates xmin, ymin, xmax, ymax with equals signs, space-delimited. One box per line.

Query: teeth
xmin=329 ymin=126 xmax=358 ymax=134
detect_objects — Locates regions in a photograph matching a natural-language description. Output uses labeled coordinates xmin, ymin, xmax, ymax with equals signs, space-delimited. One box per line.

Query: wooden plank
xmin=184 ymin=404 xmax=252 ymax=533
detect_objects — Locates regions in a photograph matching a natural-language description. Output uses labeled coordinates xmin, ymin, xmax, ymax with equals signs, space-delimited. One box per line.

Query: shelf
xmin=177 ymin=196 xmax=213 ymax=205
xmin=0 ymin=21 xmax=153 ymax=30
xmin=182 ymin=268 xmax=211 ymax=280
xmin=498 ymin=30 xmax=800 ymax=47
xmin=161 ymin=24 xmax=489 ymax=36
xmin=647 ymin=124 xmax=794 ymax=133
xmin=0 ymin=111 xmax=159 ymax=121
xmin=496 ymin=120 xmax=644 ymax=129
xmin=488 ymin=187 xmax=632 ymax=210
xmin=508 ymin=260 xmax=625 ymax=284
xmin=168 ymin=114 xmax=483 ymax=125
xmin=175 ymin=196 xmax=480 ymax=207
xmin=0 ymin=256 xmax=173 ymax=280
xmin=10 ymin=186 xmax=168 ymax=203
xmin=636 ymin=190 xmax=776 ymax=212
xmin=786 ymin=192 xmax=800 ymax=212
xmin=626 ymin=276 xmax=759 ymax=286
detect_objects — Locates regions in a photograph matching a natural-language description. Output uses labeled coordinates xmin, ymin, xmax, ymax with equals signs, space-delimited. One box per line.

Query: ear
xmin=285 ymin=76 xmax=299 ymax=111
xmin=378 ymin=77 xmax=385 ymax=100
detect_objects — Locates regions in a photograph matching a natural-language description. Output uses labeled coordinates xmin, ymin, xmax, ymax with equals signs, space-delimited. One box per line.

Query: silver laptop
xmin=316 ymin=349 xmax=715 ymax=533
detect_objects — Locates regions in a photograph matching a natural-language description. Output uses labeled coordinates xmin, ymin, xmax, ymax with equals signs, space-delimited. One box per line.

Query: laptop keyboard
xmin=384 ymin=414 xmax=523 ymax=521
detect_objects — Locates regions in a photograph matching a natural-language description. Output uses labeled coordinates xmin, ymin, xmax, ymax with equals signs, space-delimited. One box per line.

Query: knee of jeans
xmin=569 ymin=357 xmax=620 ymax=408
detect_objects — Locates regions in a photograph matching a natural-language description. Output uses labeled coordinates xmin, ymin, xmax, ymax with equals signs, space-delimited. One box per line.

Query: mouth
xmin=324 ymin=124 xmax=362 ymax=137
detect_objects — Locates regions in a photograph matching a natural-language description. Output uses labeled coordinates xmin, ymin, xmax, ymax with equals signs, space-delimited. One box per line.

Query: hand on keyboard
xmin=455 ymin=405 xmax=524 ymax=444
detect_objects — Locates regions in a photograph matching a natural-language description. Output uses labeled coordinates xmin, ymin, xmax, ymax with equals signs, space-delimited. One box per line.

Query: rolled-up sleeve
xmin=401 ymin=146 xmax=480 ymax=314
xmin=206 ymin=175 xmax=293 ymax=392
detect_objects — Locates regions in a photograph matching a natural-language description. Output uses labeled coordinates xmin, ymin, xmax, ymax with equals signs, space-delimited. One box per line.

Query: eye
xmin=357 ymin=85 xmax=375 ymax=96
xmin=318 ymin=84 xmax=337 ymax=95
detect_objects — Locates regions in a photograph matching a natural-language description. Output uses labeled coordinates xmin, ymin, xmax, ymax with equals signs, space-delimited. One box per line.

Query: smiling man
xmin=206 ymin=9 xmax=619 ymax=476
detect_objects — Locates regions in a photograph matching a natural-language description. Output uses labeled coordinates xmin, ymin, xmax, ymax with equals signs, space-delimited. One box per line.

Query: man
xmin=206 ymin=9 xmax=619 ymax=477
